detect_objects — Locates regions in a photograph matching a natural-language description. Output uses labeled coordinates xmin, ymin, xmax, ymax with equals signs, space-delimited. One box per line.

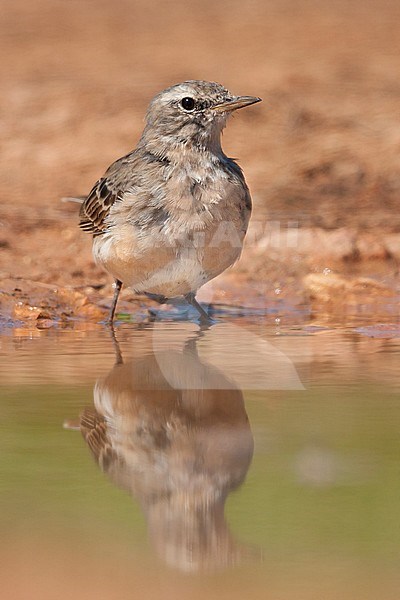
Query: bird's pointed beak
xmin=212 ymin=95 xmax=262 ymax=113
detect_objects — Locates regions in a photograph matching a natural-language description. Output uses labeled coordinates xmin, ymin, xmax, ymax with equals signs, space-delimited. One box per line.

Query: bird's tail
xmin=60 ymin=196 xmax=85 ymax=204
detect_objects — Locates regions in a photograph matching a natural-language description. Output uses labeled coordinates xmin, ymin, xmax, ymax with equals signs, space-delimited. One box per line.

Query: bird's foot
xmin=184 ymin=293 xmax=214 ymax=326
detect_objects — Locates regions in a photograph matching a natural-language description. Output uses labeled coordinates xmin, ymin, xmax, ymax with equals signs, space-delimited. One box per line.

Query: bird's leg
xmin=106 ymin=278 xmax=123 ymax=325
xmin=184 ymin=292 xmax=213 ymax=325
xmin=143 ymin=292 xmax=169 ymax=321
xmin=108 ymin=323 xmax=123 ymax=365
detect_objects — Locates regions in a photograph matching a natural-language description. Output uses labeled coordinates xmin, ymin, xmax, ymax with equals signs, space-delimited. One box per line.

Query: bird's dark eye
xmin=181 ymin=97 xmax=195 ymax=111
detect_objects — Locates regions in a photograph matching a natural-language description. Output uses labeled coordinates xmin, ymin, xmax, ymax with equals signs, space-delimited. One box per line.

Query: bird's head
xmin=139 ymin=80 xmax=261 ymax=155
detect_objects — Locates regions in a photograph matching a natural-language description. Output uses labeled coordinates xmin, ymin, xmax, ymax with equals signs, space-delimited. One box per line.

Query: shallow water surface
xmin=1 ymin=318 xmax=400 ymax=599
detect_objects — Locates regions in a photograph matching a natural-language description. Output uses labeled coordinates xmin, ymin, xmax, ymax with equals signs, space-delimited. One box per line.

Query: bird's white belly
xmin=94 ymin=234 xmax=212 ymax=297
xmin=133 ymin=252 xmax=209 ymax=297
xmin=93 ymin=217 xmax=243 ymax=298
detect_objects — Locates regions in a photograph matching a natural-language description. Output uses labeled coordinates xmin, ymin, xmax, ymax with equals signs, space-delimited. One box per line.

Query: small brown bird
xmin=79 ymin=80 xmax=261 ymax=323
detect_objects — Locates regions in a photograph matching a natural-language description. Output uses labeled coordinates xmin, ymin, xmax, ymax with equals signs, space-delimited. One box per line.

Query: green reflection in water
xmin=1 ymin=382 xmax=399 ymax=567
xmin=0 ymin=385 xmax=146 ymax=547
xmin=228 ymin=387 xmax=400 ymax=564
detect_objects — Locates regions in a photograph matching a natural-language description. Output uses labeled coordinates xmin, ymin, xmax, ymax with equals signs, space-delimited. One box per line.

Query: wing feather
xmin=79 ymin=177 xmax=123 ymax=235
xmin=79 ymin=152 xmax=138 ymax=235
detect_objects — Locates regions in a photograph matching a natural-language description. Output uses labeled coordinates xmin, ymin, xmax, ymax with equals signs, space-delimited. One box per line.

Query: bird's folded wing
xmin=78 ymin=150 xmax=141 ymax=235
xmin=79 ymin=176 xmax=124 ymax=235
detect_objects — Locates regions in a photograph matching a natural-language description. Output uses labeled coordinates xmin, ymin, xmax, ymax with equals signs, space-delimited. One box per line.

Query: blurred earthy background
xmin=1 ymin=0 xmax=400 ymax=322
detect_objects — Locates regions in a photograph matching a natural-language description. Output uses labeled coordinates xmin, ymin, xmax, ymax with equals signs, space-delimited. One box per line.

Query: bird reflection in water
xmin=79 ymin=326 xmax=255 ymax=572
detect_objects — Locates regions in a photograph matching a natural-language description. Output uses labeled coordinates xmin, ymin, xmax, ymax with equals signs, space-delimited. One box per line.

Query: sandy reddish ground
xmin=1 ymin=0 xmax=400 ymax=323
